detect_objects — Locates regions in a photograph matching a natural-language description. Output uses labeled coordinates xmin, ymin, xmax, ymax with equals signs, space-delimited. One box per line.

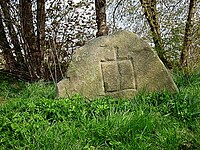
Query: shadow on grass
xmin=0 ymin=71 xmax=26 ymax=103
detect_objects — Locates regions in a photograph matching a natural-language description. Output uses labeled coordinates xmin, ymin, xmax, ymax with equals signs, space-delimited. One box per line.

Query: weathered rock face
xmin=57 ymin=30 xmax=178 ymax=99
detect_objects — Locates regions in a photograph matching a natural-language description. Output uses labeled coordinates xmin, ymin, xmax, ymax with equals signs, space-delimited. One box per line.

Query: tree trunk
xmin=0 ymin=0 xmax=25 ymax=70
xmin=140 ymin=0 xmax=171 ymax=68
xmin=37 ymin=0 xmax=45 ymax=78
xmin=180 ymin=0 xmax=196 ymax=71
xmin=20 ymin=0 xmax=41 ymax=80
xmin=95 ymin=0 xmax=109 ymax=37
xmin=0 ymin=12 xmax=16 ymax=71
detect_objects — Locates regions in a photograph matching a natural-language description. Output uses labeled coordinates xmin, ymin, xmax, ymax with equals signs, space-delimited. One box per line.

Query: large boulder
xmin=57 ymin=30 xmax=178 ymax=99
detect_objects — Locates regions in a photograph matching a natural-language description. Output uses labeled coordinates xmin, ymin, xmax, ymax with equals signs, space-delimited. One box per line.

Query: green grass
xmin=0 ymin=70 xmax=200 ymax=149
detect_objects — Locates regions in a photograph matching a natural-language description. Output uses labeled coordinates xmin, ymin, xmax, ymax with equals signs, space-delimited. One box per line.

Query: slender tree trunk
xmin=112 ymin=0 xmax=123 ymax=32
xmin=0 ymin=12 xmax=16 ymax=71
xmin=140 ymin=0 xmax=171 ymax=68
xmin=95 ymin=0 xmax=109 ymax=37
xmin=0 ymin=0 xmax=25 ymax=70
xmin=180 ymin=0 xmax=196 ymax=71
xmin=37 ymin=0 xmax=45 ymax=78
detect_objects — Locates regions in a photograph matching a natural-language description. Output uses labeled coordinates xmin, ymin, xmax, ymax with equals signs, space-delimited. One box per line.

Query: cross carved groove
xmin=100 ymin=47 xmax=137 ymax=93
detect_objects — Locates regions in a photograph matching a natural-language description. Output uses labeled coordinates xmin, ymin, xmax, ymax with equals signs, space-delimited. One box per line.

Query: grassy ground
xmin=0 ymin=70 xmax=200 ymax=149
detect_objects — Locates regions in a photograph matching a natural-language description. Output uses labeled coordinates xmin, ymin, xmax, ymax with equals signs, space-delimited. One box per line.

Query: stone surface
xmin=57 ymin=30 xmax=178 ymax=99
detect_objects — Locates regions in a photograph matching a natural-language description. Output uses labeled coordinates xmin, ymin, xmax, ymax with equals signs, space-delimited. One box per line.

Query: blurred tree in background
xmin=107 ymin=0 xmax=199 ymax=71
xmin=95 ymin=0 xmax=109 ymax=36
xmin=0 ymin=0 xmax=96 ymax=81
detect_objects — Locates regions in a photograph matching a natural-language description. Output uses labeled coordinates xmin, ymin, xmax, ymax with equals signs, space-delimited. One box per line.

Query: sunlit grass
xmin=0 ymin=70 xmax=199 ymax=149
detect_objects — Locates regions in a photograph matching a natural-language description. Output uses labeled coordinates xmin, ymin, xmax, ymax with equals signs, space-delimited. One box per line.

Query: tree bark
xmin=37 ymin=0 xmax=45 ymax=78
xmin=0 ymin=0 xmax=25 ymax=70
xmin=180 ymin=0 xmax=196 ymax=71
xmin=20 ymin=0 xmax=41 ymax=80
xmin=0 ymin=12 xmax=16 ymax=71
xmin=95 ymin=0 xmax=109 ymax=37
xmin=140 ymin=0 xmax=171 ymax=68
